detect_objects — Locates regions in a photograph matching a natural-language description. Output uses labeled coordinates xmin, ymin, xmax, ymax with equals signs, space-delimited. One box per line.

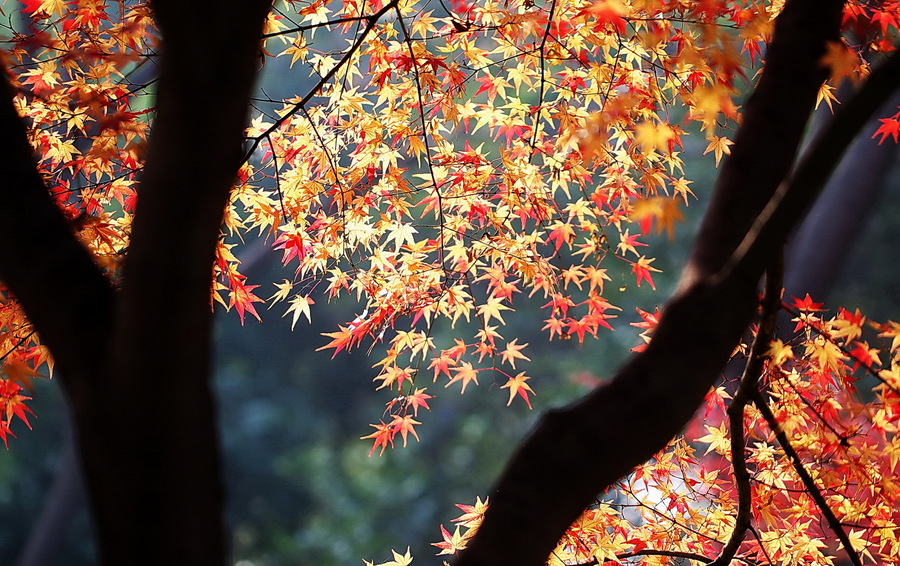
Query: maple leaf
xmin=499 ymin=339 xmax=530 ymax=369
xmin=617 ymin=229 xmax=647 ymax=257
xmin=819 ymin=40 xmax=861 ymax=84
xmin=404 ymin=388 xmax=433 ymax=416
xmin=429 ymin=353 xmax=458 ymax=380
xmin=390 ymin=414 xmax=421 ymax=447
xmin=565 ymin=317 xmax=597 ymax=344
xmin=0 ymin=379 xmax=34 ymax=439
xmin=433 ymin=525 xmax=468 ymax=555
xmin=0 ymin=421 xmax=15 ymax=449
xmin=542 ymin=316 xmax=567 ymax=340
xmin=546 ymin=222 xmax=576 ymax=251
xmin=816 ymin=83 xmax=839 ymax=112
xmin=631 ymin=256 xmax=661 ymax=290
xmin=767 ymin=339 xmax=794 ymax=366
xmin=703 ymin=136 xmax=734 ymax=167
xmin=697 ymin=421 xmax=730 ymax=456
xmin=872 ymin=109 xmax=900 ymax=144
xmin=501 ymin=372 xmax=535 ymax=409
xmin=376 ymin=547 xmax=414 ymax=566
xmin=361 ymin=421 xmax=395 ymax=456
xmin=477 ymin=297 xmax=512 ymax=325
xmin=452 ymin=497 xmax=488 ymax=528
xmin=447 ymin=362 xmax=479 ymax=393
xmin=268 ymin=279 xmax=292 ymax=303
xmin=374 ymin=365 xmax=413 ymax=390
xmin=655 ymin=198 xmax=683 ymax=240
xmin=228 ymin=278 xmax=263 ymax=324
xmin=316 ymin=325 xmax=355 ymax=358
xmin=634 ymin=121 xmax=675 ymax=154
xmin=583 ymin=0 xmax=629 ymax=34
xmin=791 ymin=293 xmax=825 ymax=312
xmin=273 ymin=231 xmax=309 ymax=264
xmin=283 ymin=294 xmax=314 ymax=330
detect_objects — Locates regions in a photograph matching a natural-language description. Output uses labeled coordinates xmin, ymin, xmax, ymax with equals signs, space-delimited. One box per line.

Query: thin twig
xmin=243 ymin=0 xmax=400 ymax=162
xmin=751 ymin=393 xmax=863 ymax=566
xmin=709 ymin=257 xmax=783 ymax=566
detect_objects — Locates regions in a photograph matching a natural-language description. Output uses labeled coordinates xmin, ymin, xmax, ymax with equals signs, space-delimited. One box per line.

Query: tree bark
xmin=454 ymin=2 xmax=900 ymax=565
xmin=0 ymin=1 xmax=272 ymax=564
xmin=784 ymin=89 xmax=900 ymax=301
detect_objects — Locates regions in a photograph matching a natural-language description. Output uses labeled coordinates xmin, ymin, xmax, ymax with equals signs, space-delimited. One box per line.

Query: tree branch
xmin=718 ymin=44 xmax=900 ymax=285
xmin=0 ymin=73 xmax=115 ymax=397
xmin=709 ymin=259 xmax=783 ymax=566
xmin=456 ymin=1 xmax=848 ymax=564
xmin=752 ymin=394 xmax=863 ymax=566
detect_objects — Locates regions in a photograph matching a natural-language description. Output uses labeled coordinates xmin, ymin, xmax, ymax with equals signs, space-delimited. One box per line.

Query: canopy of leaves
xmin=2 ymin=0 xmax=900 ymax=564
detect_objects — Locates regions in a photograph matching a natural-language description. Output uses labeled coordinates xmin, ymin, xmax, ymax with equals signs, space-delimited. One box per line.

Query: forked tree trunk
xmin=0 ymin=1 xmax=272 ymax=564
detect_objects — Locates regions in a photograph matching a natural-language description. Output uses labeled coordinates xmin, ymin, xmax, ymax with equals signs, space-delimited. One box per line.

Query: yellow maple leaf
xmin=634 ymin=121 xmax=675 ymax=154
xmin=703 ymin=136 xmax=734 ymax=167
xmin=477 ymin=297 xmax=512 ymax=325
xmin=767 ymin=339 xmax=794 ymax=366
xmin=697 ymin=422 xmax=730 ymax=456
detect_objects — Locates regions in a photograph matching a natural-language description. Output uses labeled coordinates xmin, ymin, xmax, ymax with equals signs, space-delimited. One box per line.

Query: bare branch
xmin=752 ymin=394 xmax=863 ymax=566
xmin=709 ymin=259 xmax=784 ymax=566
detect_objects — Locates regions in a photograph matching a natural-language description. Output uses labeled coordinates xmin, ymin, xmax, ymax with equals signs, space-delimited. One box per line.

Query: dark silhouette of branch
xmin=618 ymin=549 xmax=715 ymax=563
xmin=785 ymin=87 xmax=900 ymax=301
xmin=0 ymin=1 xmax=273 ymax=564
xmin=752 ymin=395 xmax=863 ymax=566
xmin=454 ymin=2 xmax=900 ymax=564
xmin=0 ymin=72 xmax=116 ymax=395
xmin=709 ymin=259 xmax=783 ymax=566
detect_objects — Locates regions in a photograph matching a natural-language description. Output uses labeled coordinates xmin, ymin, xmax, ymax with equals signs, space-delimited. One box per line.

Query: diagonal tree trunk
xmin=785 ymin=89 xmax=900 ymax=301
xmin=455 ymin=1 xmax=900 ymax=564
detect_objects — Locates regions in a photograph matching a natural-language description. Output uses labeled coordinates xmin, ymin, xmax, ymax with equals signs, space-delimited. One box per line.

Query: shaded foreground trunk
xmin=456 ymin=1 xmax=900 ymax=564
xmin=0 ymin=1 xmax=271 ymax=564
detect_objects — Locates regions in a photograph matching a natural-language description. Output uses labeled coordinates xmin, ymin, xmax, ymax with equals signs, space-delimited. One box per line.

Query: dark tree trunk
xmin=456 ymin=1 xmax=900 ymax=564
xmin=0 ymin=1 xmax=272 ymax=564
xmin=785 ymin=90 xmax=900 ymax=301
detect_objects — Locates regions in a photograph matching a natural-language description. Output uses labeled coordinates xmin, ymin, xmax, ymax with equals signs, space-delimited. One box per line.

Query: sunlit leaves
xmin=0 ymin=380 xmax=34 ymax=449
xmin=872 ymin=107 xmax=900 ymax=144
xmin=7 ymin=3 xmax=900 ymax=564
xmin=704 ymin=135 xmax=735 ymax=167
xmin=365 ymin=546 xmax=413 ymax=566
xmin=231 ymin=0 xmax=806 ymax=434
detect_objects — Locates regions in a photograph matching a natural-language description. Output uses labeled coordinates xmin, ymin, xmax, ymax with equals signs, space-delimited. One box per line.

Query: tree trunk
xmin=456 ymin=1 xmax=900 ymax=564
xmin=0 ymin=1 xmax=272 ymax=564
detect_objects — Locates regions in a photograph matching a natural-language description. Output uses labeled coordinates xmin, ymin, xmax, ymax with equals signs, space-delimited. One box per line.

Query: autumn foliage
xmin=2 ymin=0 xmax=900 ymax=564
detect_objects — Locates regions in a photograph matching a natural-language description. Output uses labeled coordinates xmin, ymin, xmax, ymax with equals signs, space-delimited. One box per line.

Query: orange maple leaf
xmin=390 ymin=414 xmax=421 ymax=447
xmin=361 ymin=421 xmax=395 ymax=456
xmin=501 ymin=372 xmax=535 ymax=409
xmin=447 ymin=362 xmax=479 ymax=393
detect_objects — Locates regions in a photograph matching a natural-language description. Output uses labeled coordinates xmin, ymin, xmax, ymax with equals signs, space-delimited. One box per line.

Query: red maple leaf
xmin=872 ymin=110 xmax=900 ymax=144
